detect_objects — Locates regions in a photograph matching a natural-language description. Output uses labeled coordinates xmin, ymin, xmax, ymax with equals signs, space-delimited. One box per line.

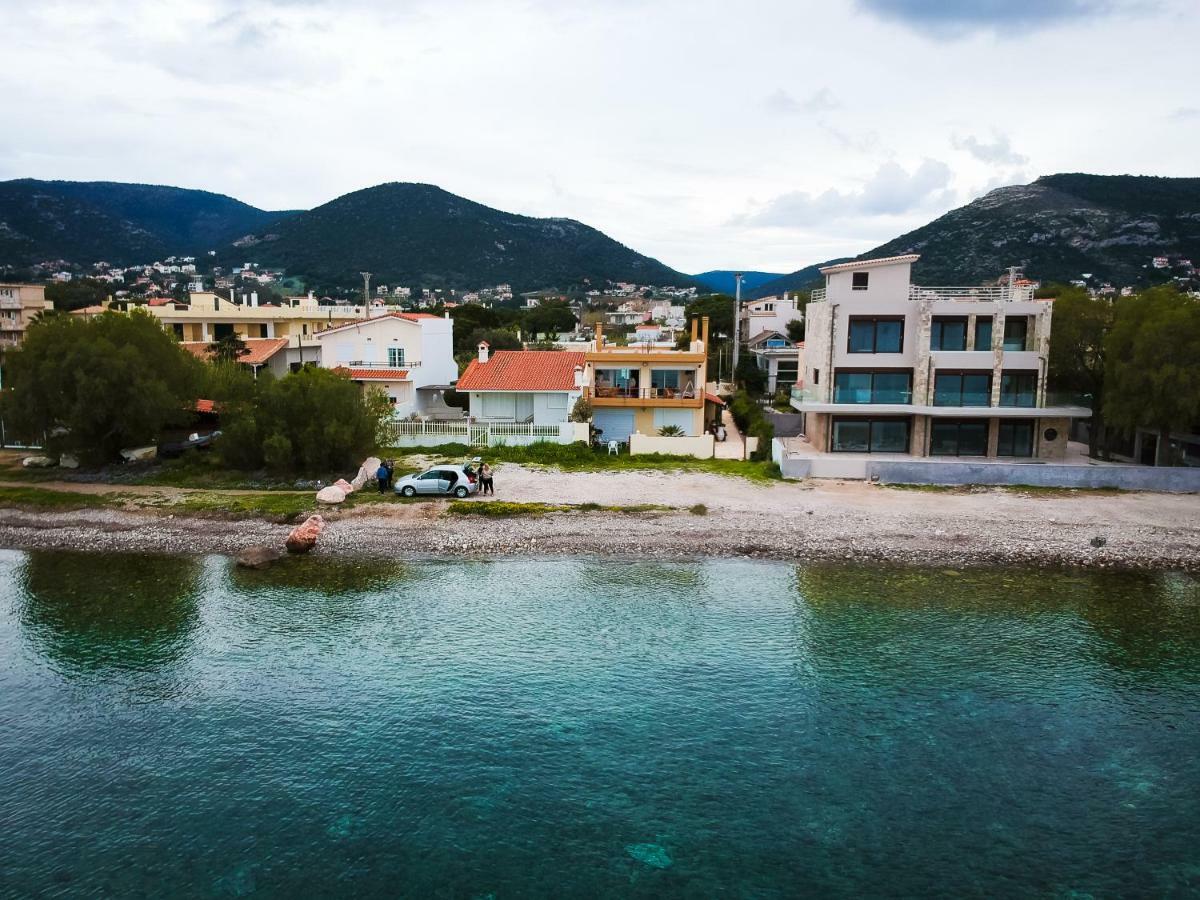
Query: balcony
xmin=343 ymin=360 xmax=420 ymax=369
xmin=792 ymin=385 xmax=1093 ymax=418
xmin=585 ymin=386 xmax=703 ymax=408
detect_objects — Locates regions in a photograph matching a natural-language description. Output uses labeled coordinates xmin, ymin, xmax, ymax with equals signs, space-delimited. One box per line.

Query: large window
xmin=1003 ymin=316 xmax=1029 ymax=351
xmin=387 ymin=347 xmax=405 ymax=367
xmin=930 ymin=317 xmax=968 ymax=351
xmin=997 ymin=420 xmax=1035 ymax=457
xmin=831 ymin=417 xmax=910 ymax=453
xmin=930 ymin=420 xmax=989 ymax=456
xmin=834 ymin=370 xmax=912 ymax=404
xmin=848 ymin=317 xmax=904 ymax=354
xmin=999 ymin=371 xmax=1037 ymax=408
xmin=934 ymin=371 xmax=992 ymax=407
xmin=852 ymin=271 xmax=869 ymax=291
xmin=650 ymin=369 xmax=679 ymax=390
xmin=974 ymin=317 xmax=993 ymax=351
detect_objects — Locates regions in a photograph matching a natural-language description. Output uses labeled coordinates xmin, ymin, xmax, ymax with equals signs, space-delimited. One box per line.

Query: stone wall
xmin=869 ymin=460 xmax=1200 ymax=493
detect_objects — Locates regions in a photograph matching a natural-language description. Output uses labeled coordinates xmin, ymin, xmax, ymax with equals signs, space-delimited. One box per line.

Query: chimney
xmin=574 ymin=364 xmax=584 ymax=389
xmin=690 ymin=316 xmax=699 ymax=345
xmin=478 ymin=341 xmax=489 ymax=363
xmin=251 ymin=291 xmax=258 ymax=307
xmin=595 ymin=322 xmax=604 ymax=347
xmin=241 ymin=293 xmax=248 ymax=306
xmin=701 ymin=316 xmax=710 ymax=352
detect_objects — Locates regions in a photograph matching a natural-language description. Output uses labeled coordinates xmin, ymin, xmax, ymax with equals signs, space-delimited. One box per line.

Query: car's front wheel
xmin=401 ymin=486 xmax=416 ymax=497
xmin=454 ymin=486 xmax=469 ymax=498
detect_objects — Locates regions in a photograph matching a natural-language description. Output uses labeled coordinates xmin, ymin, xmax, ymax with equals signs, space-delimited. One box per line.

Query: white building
xmin=314 ymin=312 xmax=458 ymax=417
xmin=457 ymin=344 xmax=586 ymax=424
xmin=740 ymin=292 xmax=804 ymax=344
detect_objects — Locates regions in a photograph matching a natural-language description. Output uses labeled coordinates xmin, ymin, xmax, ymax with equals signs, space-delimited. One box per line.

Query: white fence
xmin=384 ymin=420 xmax=587 ymax=448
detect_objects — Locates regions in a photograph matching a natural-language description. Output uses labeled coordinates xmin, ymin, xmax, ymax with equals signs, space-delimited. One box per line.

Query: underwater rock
xmin=235 ymin=545 xmax=282 ymax=570
xmin=286 ymin=514 xmax=326 ymax=554
xmin=626 ymin=842 xmax=673 ymax=869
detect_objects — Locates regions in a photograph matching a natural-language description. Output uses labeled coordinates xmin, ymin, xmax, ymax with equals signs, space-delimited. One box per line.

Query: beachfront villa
xmin=457 ymin=344 xmax=586 ymax=424
xmin=313 ymin=312 xmax=459 ymax=417
xmin=748 ymin=331 xmax=804 ymax=396
xmin=791 ymin=255 xmax=1092 ymax=458
xmin=582 ymin=319 xmax=710 ymax=442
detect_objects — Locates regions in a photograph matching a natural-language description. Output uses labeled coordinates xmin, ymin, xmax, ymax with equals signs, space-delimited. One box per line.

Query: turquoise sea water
xmin=1 ymin=550 xmax=1199 ymax=897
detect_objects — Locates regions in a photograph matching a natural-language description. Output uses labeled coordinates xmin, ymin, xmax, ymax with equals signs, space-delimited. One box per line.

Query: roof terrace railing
xmin=909 ymin=284 xmax=1036 ymax=302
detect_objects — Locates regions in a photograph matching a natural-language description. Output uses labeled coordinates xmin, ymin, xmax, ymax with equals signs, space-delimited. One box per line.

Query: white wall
xmin=629 ymin=432 xmax=715 ymax=459
xmin=469 ymin=390 xmax=580 ymax=424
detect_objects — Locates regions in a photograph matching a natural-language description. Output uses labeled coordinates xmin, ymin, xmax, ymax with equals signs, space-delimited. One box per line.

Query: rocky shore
xmin=0 ymin=494 xmax=1196 ymax=572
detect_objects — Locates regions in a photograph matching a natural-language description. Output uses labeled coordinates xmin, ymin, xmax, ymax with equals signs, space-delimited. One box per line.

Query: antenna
xmin=731 ymin=273 xmax=744 ymax=382
xmin=360 ymin=272 xmax=372 ymax=316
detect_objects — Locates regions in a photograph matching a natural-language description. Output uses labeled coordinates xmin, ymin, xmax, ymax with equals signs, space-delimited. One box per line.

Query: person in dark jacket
xmin=376 ymin=462 xmax=390 ymax=493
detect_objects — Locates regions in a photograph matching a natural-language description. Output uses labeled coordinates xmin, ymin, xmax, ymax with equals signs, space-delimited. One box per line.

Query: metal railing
xmin=910 ymin=284 xmax=1036 ymax=302
xmin=588 ymin=386 xmax=700 ymax=401
xmin=344 ymin=360 xmax=420 ymax=369
xmin=384 ymin=419 xmax=568 ymax=447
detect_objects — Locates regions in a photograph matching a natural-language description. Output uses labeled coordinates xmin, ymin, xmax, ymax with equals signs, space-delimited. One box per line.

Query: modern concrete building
xmin=791 ymin=255 xmax=1091 ymax=459
xmin=0 ymin=283 xmax=53 ymax=348
xmin=582 ymin=319 xmax=709 ymax=442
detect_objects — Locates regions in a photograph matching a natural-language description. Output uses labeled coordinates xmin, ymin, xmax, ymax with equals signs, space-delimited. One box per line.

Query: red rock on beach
xmin=285 ymin=514 xmax=326 ymax=554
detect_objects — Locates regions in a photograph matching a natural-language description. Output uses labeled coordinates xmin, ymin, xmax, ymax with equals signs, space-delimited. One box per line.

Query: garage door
xmin=593 ymin=409 xmax=635 ymax=443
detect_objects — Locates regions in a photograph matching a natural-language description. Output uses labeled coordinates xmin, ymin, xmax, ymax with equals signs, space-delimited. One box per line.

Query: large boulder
xmin=351 ymin=457 xmax=382 ymax=490
xmin=333 ymin=478 xmax=355 ymax=495
xmin=236 ymin=545 xmax=283 ymax=570
xmin=21 ymin=456 xmax=56 ymax=468
xmin=120 ymin=445 xmax=157 ymax=462
xmin=316 ymin=485 xmax=347 ymax=504
xmin=286 ymin=514 xmax=326 ymax=554
xmin=58 ymin=454 xmax=80 ymax=469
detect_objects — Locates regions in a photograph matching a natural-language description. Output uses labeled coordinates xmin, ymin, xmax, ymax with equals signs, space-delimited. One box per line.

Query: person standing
xmin=480 ymin=462 xmax=494 ymax=496
xmin=376 ymin=461 xmax=390 ymax=493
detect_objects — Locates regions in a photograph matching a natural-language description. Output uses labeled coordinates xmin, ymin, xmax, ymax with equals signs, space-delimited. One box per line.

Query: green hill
xmin=744 ymin=259 xmax=851 ymax=299
xmin=0 ymin=179 xmax=293 ymax=266
xmin=241 ymin=182 xmax=695 ymax=292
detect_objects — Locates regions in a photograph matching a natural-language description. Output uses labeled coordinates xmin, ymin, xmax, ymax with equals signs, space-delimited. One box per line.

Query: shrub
xmin=569 ymin=397 xmax=593 ymax=423
xmin=658 ymin=424 xmax=684 ymax=436
xmin=261 ymin=432 xmax=293 ymax=472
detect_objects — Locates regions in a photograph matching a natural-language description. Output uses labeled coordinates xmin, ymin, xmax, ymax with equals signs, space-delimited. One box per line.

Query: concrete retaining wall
xmin=630 ymin=432 xmax=715 ymax=459
xmin=869 ymin=460 xmax=1200 ymax=493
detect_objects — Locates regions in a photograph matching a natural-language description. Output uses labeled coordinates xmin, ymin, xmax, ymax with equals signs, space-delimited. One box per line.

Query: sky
xmin=1 ymin=0 xmax=1197 ymax=276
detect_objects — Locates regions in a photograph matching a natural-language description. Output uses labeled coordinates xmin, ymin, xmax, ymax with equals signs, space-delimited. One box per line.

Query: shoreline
xmin=1 ymin=502 xmax=1196 ymax=572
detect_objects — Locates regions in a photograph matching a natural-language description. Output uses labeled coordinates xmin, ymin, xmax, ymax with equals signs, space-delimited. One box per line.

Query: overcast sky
xmin=2 ymin=0 xmax=1197 ymax=275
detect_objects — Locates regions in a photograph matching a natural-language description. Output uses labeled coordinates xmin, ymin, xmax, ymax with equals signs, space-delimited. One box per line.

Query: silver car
xmin=394 ymin=464 xmax=479 ymax=498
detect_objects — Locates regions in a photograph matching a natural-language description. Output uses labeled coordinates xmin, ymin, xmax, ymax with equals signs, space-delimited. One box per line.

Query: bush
xmin=728 ymin=389 xmax=774 ymax=461
xmin=261 ymin=432 xmax=293 ymax=472
xmin=569 ymin=397 xmax=592 ymax=423
xmin=658 ymin=424 xmax=684 ymax=436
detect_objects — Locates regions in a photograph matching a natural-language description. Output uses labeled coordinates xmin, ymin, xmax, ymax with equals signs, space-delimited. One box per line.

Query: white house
xmin=314 ymin=312 xmax=458 ymax=417
xmin=456 ymin=343 xmax=586 ymax=424
xmin=740 ymin=292 xmax=804 ymax=343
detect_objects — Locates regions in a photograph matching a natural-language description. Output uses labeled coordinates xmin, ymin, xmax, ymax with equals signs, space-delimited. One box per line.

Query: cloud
xmin=1168 ymin=106 xmax=1200 ymax=121
xmin=764 ymin=87 xmax=840 ymax=115
xmin=953 ymin=132 xmax=1028 ymax=166
xmin=857 ymin=0 xmax=1118 ymax=35
xmin=738 ymin=159 xmax=955 ymax=227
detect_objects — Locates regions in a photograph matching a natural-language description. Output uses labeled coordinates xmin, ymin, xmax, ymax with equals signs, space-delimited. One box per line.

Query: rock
xmin=351 ymin=457 xmax=382 ymax=490
xmin=236 ymin=545 xmax=283 ymax=569
xmin=334 ymin=478 xmax=355 ymax=494
xmin=58 ymin=454 xmax=80 ymax=469
xmin=1090 ymin=535 xmax=1107 ymax=548
xmin=21 ymin=456 xmax=56 ymax=468
xmin=626 ymin=843 xmax=673 ymax=869
xmin=119 ymin=445 xmax=157 ymax=462
xmin=316 ymin=485 xmax=347 ymax=504
xmin=286 ymin=514 xmax=326 ymax=554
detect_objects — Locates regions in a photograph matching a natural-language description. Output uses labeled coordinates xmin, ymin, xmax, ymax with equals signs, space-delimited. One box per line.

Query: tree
xmin=523 ymin=301 xmax=576 ymax=338
xmin=785 ymin=319 xmax=805 ymax=343
xmin=43 ymin=278 xmax=110 ymax=312
xmin=1046 ymin=285 xmax=1115 ymax=458
xmin=684 ymin=294 xmax=735 ymax=341
xmin=1 ymin=310 xmax=202 ymax=463
xmin=456 ymin=328 xmax=522 ymax=371
xmin=1103 ymin=287 xmax=1200 ymax=466
xmin=208 ymin=333 xmax=248 ymax=364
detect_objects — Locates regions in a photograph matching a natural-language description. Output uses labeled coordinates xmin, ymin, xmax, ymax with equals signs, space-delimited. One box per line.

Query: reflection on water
xmin=17 ymin=550 xmax=202 ymax=676
xmin=1 ymin=553 xmax=1199 ymax=897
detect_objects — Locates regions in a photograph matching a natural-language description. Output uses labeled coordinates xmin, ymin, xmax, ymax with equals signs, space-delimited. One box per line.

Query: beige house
xmin=0 ymin=284 xmax=53 ymax=348
xmin=791 ymin=255 xmax=1091 ymax=459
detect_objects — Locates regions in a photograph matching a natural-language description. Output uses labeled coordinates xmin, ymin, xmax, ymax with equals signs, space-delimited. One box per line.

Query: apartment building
xmin=0 ymin=283 xmax=53 ymax=348
xmin=739 ymin=292 xmax=804 ymax=343
xmin=583 ymin=319 xmax=709 ymax=442
xmin=791 ymin=255 xmax=1091 ymax=459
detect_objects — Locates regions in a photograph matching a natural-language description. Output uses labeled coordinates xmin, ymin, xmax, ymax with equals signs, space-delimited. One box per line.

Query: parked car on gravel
xmin=394 ymin=464 xmax=479 ymax=498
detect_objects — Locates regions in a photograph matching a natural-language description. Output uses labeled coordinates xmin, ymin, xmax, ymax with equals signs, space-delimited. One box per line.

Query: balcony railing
xmin=343 ymin=360 xmax=420 ymax=369
xmin=589 ymin=386 xmax=699 ymax=401
xmin=832 ymin=388 xmax=913 ymax=405
xmin=910 ymin=284 xmax=1036 ymax=303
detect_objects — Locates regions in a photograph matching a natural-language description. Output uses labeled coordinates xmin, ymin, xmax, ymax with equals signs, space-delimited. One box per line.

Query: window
xmin=1003 ymin=316 xmax=1028 ymax=351
xmin=831 ymin=417 xmax=910 ymax=453
xmin=651 ymin=370 xmax=680 ymax=391
xmin=930 ymin=420 xmax=988 ymax=456
xmin=813 ymin=369 xmax=819 ymax=385
xmin=999 ymin=372 xmax=1037 ymax=408
xmin=997 ymin=420 xmax=1034 ymax=457
xmin=834 ymin=371 xmax=912 ymax=404
xmin=388 ymin=347 xmax=405 ymax=367
xmin=851 ymin=271 xmax=869 ymax=291
xmin=930 ymin=317 xmax=968 ymax=351
xmin=546 ymin=393 xmax=568 ymax=410
xmin=214 ymin=323 xmax=234 ymax=339
xmin=848 ymin=317 xmax=904 ymax=353
xmin=933 ymin=371 xmax=991 ymax=407
xmin=974 ymin=317 xmax=993 ymax=351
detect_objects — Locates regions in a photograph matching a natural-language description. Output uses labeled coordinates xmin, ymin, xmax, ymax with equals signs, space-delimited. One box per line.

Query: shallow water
xmin=2 ymin=551 xmax=1199 ymax=897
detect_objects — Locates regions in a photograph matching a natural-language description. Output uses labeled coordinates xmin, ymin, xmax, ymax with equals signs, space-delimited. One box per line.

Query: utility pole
xmin=360 ymin=272 xmax=372 ymax=317
xmin=731 ymin=273 xmax=743 ymax=384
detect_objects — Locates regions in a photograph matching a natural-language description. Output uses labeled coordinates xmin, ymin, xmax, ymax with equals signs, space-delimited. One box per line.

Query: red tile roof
xmin=336 ymin=367 xmax=410 ymax=380
xmin=313 ymin=311 xmax=439 ymax=338
xmin=705 ymin=392 xmax=726 ymax=406
xmin=180 ymin=337 xmax=289 ymax=366
xmin=457 ymin=350 xmax=586 ymax=392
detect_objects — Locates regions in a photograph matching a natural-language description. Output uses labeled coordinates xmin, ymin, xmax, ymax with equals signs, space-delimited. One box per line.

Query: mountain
xmin=745 ymin=259 xmax=851 ymax=299
xmin=0 ymin=179 xmax=295 ymax=266
xmin=692 ymin=270 xmax=784 ymax=295
xmin=858 ymin=174 xmax=1200 ymax=285
xmin=241 ymin=182 xmax=696 ymax=292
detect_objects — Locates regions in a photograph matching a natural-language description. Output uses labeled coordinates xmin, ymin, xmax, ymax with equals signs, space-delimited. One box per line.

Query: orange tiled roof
xmin=313 ymin=311 xmax=440 ymax=338
xmin=180 ymin=337 xmax=289 ymax=366
xmin=336 ymin=367 xmax=410 ymax=380
xmin=457 ymin=350 xmax=586 ymax=392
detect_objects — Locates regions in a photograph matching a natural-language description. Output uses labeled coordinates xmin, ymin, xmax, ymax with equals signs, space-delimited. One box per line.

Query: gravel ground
xmin=0 ymin=467 xmax=1197 ymax=571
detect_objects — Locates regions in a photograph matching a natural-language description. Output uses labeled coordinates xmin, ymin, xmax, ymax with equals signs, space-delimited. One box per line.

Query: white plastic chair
xmin=607 ymin=440 xmax=619 ymax=455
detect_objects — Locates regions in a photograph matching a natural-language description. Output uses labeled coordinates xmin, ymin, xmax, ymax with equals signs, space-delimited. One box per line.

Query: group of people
xmin=464 ymin=461 xmax=495 ymax=495
xmin=375 ymin=459 xmax=396 ymax=492
xmin=708 ymin=420 xmax=728 ymax=442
